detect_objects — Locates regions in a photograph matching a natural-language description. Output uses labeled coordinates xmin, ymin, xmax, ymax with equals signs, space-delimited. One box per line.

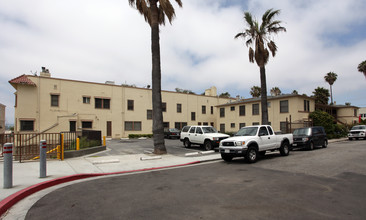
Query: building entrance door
xmin=107 ymin=121 xmax=112 ymax=137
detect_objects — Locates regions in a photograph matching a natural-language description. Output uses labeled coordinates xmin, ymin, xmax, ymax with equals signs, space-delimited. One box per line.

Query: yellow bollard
xmin=61 ymin=133 xmax=64 ymax=161
xmin=57 ymin=145 xmax=60 ymax=159
xmin=76 ymin=138 xmax=80 ymax=151
xmin=103 ymin=136 xmax=106 ymax=147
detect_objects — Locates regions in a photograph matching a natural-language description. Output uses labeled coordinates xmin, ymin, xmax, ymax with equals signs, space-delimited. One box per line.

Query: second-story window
xmin=304 ymin=100 xmax=310 ymax=112
xmin=83 ymin=96 xmax=90 ymax=104
xmin=51 ymin=94 xmax=59 ymax=107
xmin=280 ymin=100 xmax=289 ymax=113
xmin=202 ymin=105 xmax=206 ymax=114
xmin=252 ymin=104 xmax=259 ymax=115
xmin=220 ymin=108 xmax=225 ymax=117
xmin=177 ymin=103 xmax=182 ymax=113
xmin=127 ymin=100 xmax=134 ymax=110
xmin=95 ymin=98 xmax=110 ymax=109
xmin=239 ymin=105 xmax=245 ymax=116
xmin=147 ymin=110 xmax=152 ymax=120
xmin=162 ymin=102 xmax=167 ymax=112
xmin=191 ymin=112 xmax=196 ymax=121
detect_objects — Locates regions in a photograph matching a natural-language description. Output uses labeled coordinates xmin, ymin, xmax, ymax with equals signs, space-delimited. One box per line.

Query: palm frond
xmin=234 ymin=32 xmax=245 ymax=39
xmin=244 ymin=12 xmax=254 ymax=28
xmin=249 ymin=47 xmax=254 ymax=63
xmin=175 ymin=0 xmax=183 ymax=7
xmin=159 ymin=0 xmax=175 ymax=24
xmin=267 ymin=41 xmax=277 ymax=57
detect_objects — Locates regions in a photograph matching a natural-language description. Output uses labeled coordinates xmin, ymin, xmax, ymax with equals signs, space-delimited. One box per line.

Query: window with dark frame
xmin=239 ymin=105 xmax=245 ymax=116
xmin=220 ymin=108 xmax=225 ymax=117
xmin=125 ymin=121 xmax=142 ymax=131
xmin=280 ymin=100 xmax=289 ymax=113
xmin=82 ymin=121 xmax=92 ymax=129
xmin=231 ymin=123 xmax=235 ymax=128
xmin=83 ymin=96 xmax=90 ymax=104
xmin=202 ymin=105 xmax=206 ymax=114
xmin=177 ymin=103 xmax=182 ymax=113
xmin=162 ymin=102 xmax=167 ymax=112
xmin=239 ymin=123 xmax=246 ymax=128
xmin=191 ymin=112 xmax=196 ymax=121
xmin=304 ymin=100 xmax=310 ymax=112
xmin=127 ymin=100 xmax=134 ymax=110
xmin=230 ymin=106 xmax=235 ymax=111
xmin=175 ymin=122 xmax=187 ymax=130
xmin=95 ymin=98 xmax=110 ymax=109
xmin=252 ymin=104 xmax=259 ymax=115
xmin=51 ymin=94 xmax=59 ymax=107
xmin=147 ymin=110 xmax=152 ymax=120
xmin=20 ymin=120 xmax=34 ymax=131
xmin=220 ymin=123 xmax=225 ymax=133
xmin=211 ymin=106 xmax=213 ymax=114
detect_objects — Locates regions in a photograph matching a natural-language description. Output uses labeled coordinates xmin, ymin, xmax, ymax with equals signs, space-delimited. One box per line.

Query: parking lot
xmin=26 ymin=139 xmax=366 ymax=220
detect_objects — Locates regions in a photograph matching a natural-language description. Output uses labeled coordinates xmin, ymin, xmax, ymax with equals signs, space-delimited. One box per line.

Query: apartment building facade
xmin=9 ymin=73 xmax=232 ymax=138
xmin=216 ymin=94 xmax=316 ymax=133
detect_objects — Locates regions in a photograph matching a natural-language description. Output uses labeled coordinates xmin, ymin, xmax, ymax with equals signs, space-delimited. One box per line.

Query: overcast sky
xmin=1 ymin=0 xmax=366 ymax=125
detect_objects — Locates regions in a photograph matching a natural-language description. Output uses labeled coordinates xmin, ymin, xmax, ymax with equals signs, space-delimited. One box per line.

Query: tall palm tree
xmin=324 ymin=72 xmax=337 ymax=105
xmin=270 ymin=87 xmax=281 ymax=96
xmin=235 ymin=9 xmax=286 ymax=125
xmin=312 ymin=87 xmax=330 ymax=105
xmin=250 ymin=86 xmax=261 ymax=98
xmin=358 ymin=60 xmax=366 ymax=78
xmin=129 ymin=0 xmax=182 ymax=154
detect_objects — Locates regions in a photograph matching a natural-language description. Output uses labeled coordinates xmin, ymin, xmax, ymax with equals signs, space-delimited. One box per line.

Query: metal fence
xmin=285 ymin=116 xmax=313 ymax=133
xmin=1 ymin=132 xmax=76 ymax=162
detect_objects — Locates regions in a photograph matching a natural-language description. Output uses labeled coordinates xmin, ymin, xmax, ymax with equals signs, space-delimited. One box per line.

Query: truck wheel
xmin=280 ymin=142 xmax=290 ymax=156
xmin=245 ymin=146 xmax=258 ymax=163
xmin=204 ymin=141 xmax=213 ymax=151
xmin=308 ymin=141 xmax=314 ymax=151
xmin=184 ymin=139 xmax=191 ymax=148
xmin=322 ymin=140 xmax=328 ymax=148
xmin=221 ymin=154 xmax=233 ymax=162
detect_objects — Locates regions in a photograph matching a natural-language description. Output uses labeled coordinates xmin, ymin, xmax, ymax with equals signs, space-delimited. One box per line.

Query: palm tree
xmin=270 ymin=87 xmax=281 ymax=96
xmin=324 ymin=72 xmax=337 ymax=105
xmin=358 ymin=60 xmax=366 ymax=77
xmin=312 ymin=87 xmax=330 ymax=105
xmin=292 ymin=90 xmax=298 ymax=95
xmin=235 ymin=9 xmax=286 ymax=125
xmin=129 ymin=0 xmax=182 ymax=154
xmin=250 ymin=86 xmax=261 ymax=98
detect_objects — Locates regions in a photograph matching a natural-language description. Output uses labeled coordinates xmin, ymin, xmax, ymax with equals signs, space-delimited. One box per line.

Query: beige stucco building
xmin=9 ymin=72 xmax=232 ymax=138
xmin=0 ymin=103 xmax=5 ymax=134
xmin=216 ymin=94 xmax=316 ymax=133
xmin=9 ymin=69 xmax=360 ymax=138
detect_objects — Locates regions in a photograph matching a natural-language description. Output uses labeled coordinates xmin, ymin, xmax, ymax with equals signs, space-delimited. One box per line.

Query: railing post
xmin=40 ymin=140 xmax=47 ymax=178
xmin=103 ymin=136 xmax=106 ymax=147
xmin=76 ymin=138 xmax=80 ymax=151
xmin=3 ymin=143 xmax=13 ymax=189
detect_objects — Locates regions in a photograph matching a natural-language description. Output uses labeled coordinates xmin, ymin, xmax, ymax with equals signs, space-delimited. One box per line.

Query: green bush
xmin=309 ymin=110 xmax=348 ymax=139
xmin=128 ymin=134 xmax=153 ymax=139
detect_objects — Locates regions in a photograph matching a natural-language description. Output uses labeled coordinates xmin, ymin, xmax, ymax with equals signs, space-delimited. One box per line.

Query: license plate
xmin=225 ymin=149 xmax=230 ymax=153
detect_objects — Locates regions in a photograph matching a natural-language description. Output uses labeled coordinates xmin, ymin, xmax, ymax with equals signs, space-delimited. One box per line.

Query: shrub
xmin=128 ymin=134 xmax=153 ymax=139
xmin=309 ymin=110 xmax=348 ymax=139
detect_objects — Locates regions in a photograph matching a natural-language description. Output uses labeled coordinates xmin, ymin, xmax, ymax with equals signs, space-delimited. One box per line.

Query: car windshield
xmin=169 ymin=128 xmax=180 ymax=132
xmin=235 ymin=127 xmax=258 ymax=136
xmin=351 ymin=125 xmax=366 ymax=130
xmin=202 ymin=126 xmax=217 ymax=133
xmin=293 ymin=128 xmax=311 ymax=136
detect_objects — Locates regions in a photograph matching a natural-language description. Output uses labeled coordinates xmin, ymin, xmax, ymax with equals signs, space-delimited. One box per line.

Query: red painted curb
xmin=0 ymin=161 xmax=200 ymax=217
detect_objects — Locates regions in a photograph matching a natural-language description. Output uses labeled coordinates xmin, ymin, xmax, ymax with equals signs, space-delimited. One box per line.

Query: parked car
xmin=180 ymin=126 xmax=229 ymax=150
xmin=292 ymin=126 xmax=327 ymax=150
xmin=348 ymin=125 xmax=366 ymax=140
xmin=164 ymin=128 xmax=181 ymax=139
xmin=219 ymin=125 xmax=292 ymax=163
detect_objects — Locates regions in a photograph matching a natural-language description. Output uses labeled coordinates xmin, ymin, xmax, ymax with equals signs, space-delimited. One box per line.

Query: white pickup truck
xmin=180 ymin=126 xmax=229 ymax=150
xmin=219 ymin=125 xmax=293 ymax=163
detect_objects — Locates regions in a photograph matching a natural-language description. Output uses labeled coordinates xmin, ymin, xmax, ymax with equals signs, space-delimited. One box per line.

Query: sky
xmin=1 ymin=0 xmax=366 ymax=125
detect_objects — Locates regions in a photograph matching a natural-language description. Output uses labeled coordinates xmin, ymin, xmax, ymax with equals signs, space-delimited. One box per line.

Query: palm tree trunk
xmin=260 ymin=66 xmax=269 ymax=125
xmin=330 ymin=85 xmax=333 ymax=105
xmin=150 ymin=1 xmax=167 ymax=154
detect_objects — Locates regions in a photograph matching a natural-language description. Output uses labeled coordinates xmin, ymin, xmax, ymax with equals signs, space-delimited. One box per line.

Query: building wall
xmin=0 ymin=104 xmax=5 ymax=134
xmin=12 ymin=75 xmax=233 ymax=138
xmin=359 ymin=107 xmax=366 ymax=120
xmin=337 ymin=107 xmax=359 ymax=124
xmin=216 ymin=95 xmax=315 ymax=133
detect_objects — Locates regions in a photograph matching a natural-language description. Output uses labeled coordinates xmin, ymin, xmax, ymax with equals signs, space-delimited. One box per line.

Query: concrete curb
xmin=0 ymin=161 xmax=202 ymax=217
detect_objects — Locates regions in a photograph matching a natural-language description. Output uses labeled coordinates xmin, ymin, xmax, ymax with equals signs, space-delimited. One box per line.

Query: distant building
xmin=315 ymin=104 xmax=360 ymax=125
xmin=0 ymin=103 xmax=5 ymax=134
xmin=359 ymin=107 xmax=366 ymax=121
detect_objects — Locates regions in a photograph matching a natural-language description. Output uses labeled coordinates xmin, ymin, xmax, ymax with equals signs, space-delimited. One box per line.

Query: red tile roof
xmin=8 ymin=74 xmax=36 ymax=86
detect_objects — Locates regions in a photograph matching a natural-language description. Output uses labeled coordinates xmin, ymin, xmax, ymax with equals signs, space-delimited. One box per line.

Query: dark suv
xmin=292 ymin=126 xmax=327 ymax=150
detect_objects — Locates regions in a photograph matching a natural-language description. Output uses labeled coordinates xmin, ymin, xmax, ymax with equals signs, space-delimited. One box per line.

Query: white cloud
xmin=1 ymin=0 xmax=366 ymax=124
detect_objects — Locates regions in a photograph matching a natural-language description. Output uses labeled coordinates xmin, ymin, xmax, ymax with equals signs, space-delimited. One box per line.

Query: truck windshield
xmin=235 ymin=127 xmax=258 ymax=136
xmin=293 ymin=128 xmax=311 ymax=136
xmin=202 ymin=126 xmax=217 ymax=133
xmin=351 ymin=125 xmax=366 ymax=130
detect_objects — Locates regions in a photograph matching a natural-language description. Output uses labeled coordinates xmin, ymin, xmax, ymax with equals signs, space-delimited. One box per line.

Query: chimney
xmin=40 ymin=67 xmax=51 ymax=77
